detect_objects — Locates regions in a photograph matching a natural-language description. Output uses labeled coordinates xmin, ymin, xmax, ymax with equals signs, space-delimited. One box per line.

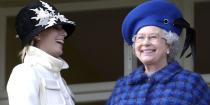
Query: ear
xmin=166 ymin=49 xmax=170 ymax=54
xmin=166 ymin=44 xmax=170 ymax=55
xmin=34 ymin=35 xmax=41 ymax=41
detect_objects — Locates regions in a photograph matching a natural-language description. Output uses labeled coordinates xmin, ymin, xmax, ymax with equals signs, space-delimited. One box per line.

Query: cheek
xmin=133 ymin=43 xmax=141 ymax=56
xmin=46 ymin=36 xmax=56 ymax=44
xmin=155 ymin=43 xmax=168 ymax=54
xmin=39 ymin=39 xmax=55 ymax=50
xmin=43 ymin=39 xmax=54 ymax=46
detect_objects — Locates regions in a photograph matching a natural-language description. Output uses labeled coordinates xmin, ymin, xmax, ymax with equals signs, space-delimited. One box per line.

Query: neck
xmin=144 ymin=59 xmax=168 ymax=76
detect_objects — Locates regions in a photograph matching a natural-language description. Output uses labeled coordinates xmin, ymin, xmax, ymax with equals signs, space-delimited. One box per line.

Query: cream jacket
xmin=7 ymin=46 xmax=75 ymax=105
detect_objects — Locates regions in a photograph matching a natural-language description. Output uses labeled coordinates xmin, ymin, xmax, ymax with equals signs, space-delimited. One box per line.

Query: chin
xmin=57 ymin=51 xmax=63 ymax=57
xmin=140 ymin=58 xmax=155 ymax=65
xmin=53 ymin=50 xmax=63 ymax=58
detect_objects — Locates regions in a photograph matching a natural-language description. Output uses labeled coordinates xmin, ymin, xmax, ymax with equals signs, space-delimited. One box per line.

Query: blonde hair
xmin=19 ymin=40 xmax=35 ymax=63
xmin=19 ymin=46 xmax=29 ymax=63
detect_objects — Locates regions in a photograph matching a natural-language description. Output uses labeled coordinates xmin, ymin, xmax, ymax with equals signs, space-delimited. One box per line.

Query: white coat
xmin=7 ymin=46 xmax=75 ymax=105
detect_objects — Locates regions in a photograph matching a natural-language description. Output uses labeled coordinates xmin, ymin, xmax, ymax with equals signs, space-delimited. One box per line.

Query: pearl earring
xmin=167 ymin=50 xmax=170 ymax=54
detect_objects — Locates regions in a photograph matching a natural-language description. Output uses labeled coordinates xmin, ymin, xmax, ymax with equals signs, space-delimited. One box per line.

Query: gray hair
xmin=162 ymin=30 xmax=180 ymax=62
xmin=132 ymin=29 xmax=180 ymax=62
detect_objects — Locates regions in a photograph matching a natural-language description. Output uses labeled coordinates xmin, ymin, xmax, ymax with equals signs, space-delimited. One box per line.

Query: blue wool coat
xmin=107 ymin=61 xmax=210 ymax=105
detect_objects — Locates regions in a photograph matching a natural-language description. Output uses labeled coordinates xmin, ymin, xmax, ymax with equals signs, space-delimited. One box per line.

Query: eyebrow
xmin=136 ymin=33 xmax=160 ymax=36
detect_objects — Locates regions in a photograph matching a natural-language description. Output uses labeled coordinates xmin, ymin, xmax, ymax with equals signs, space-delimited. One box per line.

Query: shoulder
xmin=115 ymin=69 xmax=140 ymax=87
xmin=175 ymin=69 xmax=209 ymax=94
xmin=13 ymin=63 xmax=31 ymax=70
xmin=7 ymin=63 xmax=40 ymax=91
xmin=7 ymin=63 xmax=39 ymax=86
xmin=11 ymin=63 xmax=36 ymax=77
xmin=115 ymin=76 xmax=128 ymax=87
xmin=176 ymin=69 xmax=205 ymax=84
xmin=178 ymin=69 xmax=210 ymax=104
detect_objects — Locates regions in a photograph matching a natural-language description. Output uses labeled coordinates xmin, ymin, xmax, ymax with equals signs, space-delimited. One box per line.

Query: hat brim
xmin=60 ymin=22 xmax=76 ymax=39
xmin=22 ymin=22 xmax=75 ymax=46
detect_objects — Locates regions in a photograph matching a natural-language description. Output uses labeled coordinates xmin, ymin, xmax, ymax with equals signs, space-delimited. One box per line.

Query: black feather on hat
xmin=16 ymin=0 xmax=76 ymax=46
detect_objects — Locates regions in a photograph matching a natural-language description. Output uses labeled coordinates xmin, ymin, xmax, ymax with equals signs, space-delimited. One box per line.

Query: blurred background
xmin=0 ymin=0 xmax=210 ymax=105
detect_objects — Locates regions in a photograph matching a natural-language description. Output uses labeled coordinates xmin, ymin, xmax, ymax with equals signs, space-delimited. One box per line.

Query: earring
xmin=167 ymin=50 xmax=170 ymax=54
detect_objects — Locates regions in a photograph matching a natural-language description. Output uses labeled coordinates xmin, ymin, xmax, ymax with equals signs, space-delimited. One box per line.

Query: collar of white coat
xmin=24 ymin=46 xmax=69 ymax=72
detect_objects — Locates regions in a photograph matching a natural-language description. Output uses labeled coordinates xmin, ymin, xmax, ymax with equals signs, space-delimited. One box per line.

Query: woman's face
xmin=133 ymin=26 xmax=169 ymax=65
xmin=35 ymin=25 xmax=67 ymax=58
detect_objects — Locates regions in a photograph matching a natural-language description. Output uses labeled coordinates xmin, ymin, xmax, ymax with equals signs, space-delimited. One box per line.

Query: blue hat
xmin=122 ymin=0 xmax=183 ymax=45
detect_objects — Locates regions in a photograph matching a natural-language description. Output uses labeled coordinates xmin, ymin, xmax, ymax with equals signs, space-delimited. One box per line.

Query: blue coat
xmin=107 ymin=61 xmax=210 ymax=105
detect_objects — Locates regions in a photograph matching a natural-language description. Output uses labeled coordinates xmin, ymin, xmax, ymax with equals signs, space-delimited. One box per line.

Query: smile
xmin=56 ymin=39 xmax=64 ymax=44
xmin=140 ymin=49 xmax=156 ymax=53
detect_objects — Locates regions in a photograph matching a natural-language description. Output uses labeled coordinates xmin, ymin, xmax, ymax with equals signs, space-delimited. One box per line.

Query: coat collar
xmin=127 ymin=61 xmax=182 ymax=85
xmin=24 ymin=46 xmax=69 ymax=72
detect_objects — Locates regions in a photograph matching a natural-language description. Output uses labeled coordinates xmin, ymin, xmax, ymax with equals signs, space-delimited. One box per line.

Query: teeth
xmin=56 ymin=40 xmax=64 ymax=44
xmin=144 ymin=50 xmax=153 ymax=53
xmin=141 ymin=49 xmax=155 ymax=53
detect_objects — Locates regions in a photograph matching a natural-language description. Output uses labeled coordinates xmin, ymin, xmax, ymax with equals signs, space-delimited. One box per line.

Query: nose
xmin=61 ymin=31 xmax=67 ymax=37
xmin=54 ymin=25 xmax=67 ymax=37
xmin=141 ymin=37 xmax=151 ymax=46
xmin=59 ymin=28 xmax=67 ymax=37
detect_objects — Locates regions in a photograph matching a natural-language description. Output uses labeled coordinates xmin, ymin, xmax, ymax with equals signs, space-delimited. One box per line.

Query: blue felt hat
xmin=122 ymin=0 xmax=183 ymax=45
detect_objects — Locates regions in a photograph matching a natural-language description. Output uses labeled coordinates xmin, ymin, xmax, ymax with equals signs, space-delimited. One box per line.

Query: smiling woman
xmin=133 ymin=26 xmax=169 ymax=73
xmin=6 ymin=1 xmax=76 ymax=105
xmin=107 ymin=0 xmax=210 ymax=105
xmin=34 ymin=25 xmax=67 ymax=58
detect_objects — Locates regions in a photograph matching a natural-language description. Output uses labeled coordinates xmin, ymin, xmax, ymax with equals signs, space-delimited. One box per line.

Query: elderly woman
xmin=107 ymin=0 xmax=210 ymax=105
xmin=7 ymin=1 xmax=75 ymax=105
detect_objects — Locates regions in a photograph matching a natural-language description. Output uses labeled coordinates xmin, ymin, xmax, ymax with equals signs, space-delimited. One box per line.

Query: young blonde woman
xmin=7 ymin=1 xmax=76 ymax=105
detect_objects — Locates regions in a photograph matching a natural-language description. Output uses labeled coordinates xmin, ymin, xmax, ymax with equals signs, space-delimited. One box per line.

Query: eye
xmin=150 ymin=35 xmax=158 ymax=39
xmin=52 ymin=25 xmax=63 ymax=30
xmin=132 ymin=35 xmax=144 ymax=42
xmin=137 ymin=36 xmax=144 ymax=40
